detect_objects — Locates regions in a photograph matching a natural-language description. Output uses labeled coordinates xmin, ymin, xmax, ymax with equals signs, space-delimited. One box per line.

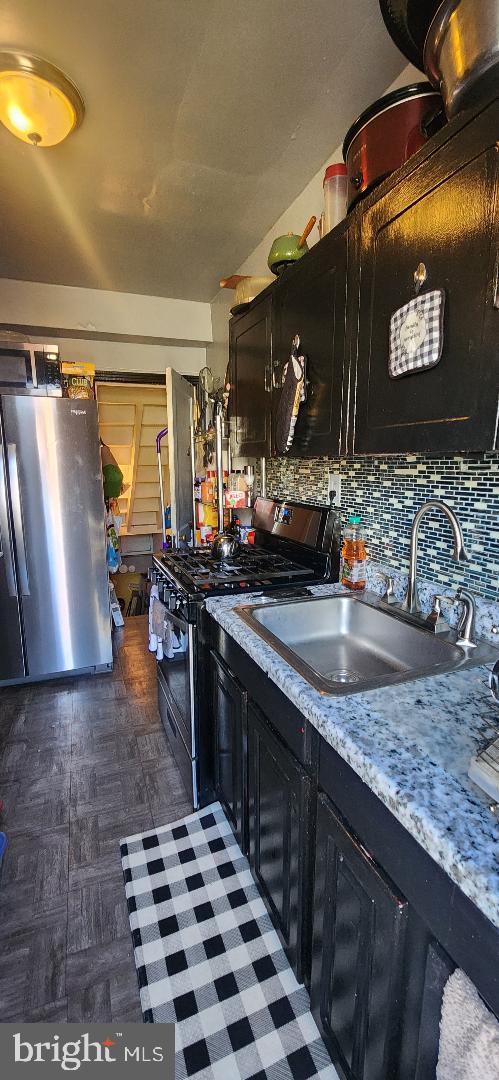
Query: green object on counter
xmin=103 ymin=462 xmax=123 ymax=499
xmin=267 ymin=232 xmax=309 ymax=276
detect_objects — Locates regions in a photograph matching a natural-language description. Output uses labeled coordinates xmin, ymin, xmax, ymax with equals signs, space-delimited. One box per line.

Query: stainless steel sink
xmin=235 ymin=591 xmax=496 ymax=695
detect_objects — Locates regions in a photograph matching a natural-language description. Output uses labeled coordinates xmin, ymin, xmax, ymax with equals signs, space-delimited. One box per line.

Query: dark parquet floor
xmin=0 ymin=615 xmax=192 ymax=1022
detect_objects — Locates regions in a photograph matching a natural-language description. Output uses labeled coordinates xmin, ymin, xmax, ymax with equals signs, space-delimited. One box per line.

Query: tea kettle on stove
xmin=211 ymin=529 xmax=240 ymax=562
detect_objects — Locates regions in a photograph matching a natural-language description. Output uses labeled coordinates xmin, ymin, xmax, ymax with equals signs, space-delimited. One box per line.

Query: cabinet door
xmin=272 ymin=228 xmax=348 ymax=457
xmin=311 ymin=792 xmax=408 ymax=1080
xmin=247 ymin=702 xmax=311 ymax=980
xmin=211 ymin=650 xmax=247 ymax=852
xmin=354 ymin=104 xmax=499 ymax=454
xmin=412 ymin=939 xmax=454 ymax=1080
xmin=229 ymin=293 xmax=272 ymax=457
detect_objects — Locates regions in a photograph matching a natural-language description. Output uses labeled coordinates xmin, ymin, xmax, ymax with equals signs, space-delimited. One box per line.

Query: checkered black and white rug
xmin=120 ymin=802 xmax=338 ymax=1079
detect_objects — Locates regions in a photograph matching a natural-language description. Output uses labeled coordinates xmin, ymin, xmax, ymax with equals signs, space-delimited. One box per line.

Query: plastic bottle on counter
xmin=323 ymin=163 xmax=348 ymax=234
xmin=245 ymin=465 xmax=255 ymax=506
xmin=341 ymin=515 xmax=367 ymax=590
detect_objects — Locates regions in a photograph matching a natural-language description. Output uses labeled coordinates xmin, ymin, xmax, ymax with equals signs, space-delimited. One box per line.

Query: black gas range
xmin=152 ymin=497 xmax=340 ymax=611
xmin=150 ymin=497 xmax=340 ymax=809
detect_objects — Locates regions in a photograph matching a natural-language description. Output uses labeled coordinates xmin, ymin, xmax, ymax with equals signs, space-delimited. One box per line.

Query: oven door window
xmin=157 ymin=612 xmax=193 ymax=746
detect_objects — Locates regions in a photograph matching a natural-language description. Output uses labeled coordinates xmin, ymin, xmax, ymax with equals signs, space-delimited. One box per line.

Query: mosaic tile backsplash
xmin=263 ymin=453 xmax=499 ymax=601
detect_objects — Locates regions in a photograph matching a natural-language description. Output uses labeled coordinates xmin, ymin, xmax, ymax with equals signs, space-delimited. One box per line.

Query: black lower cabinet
xmin=310 ymin=792 xmax=409 ymax=1080
xmin=210 ymin=650 xmax=247 ymax=853
xmin=207 ymin=626 xmax=495 ymax=1078
xmin=408 ymin=937 xmax=455 ymax=1080
xmin=248 ymin=701 xmax=311 ymax=982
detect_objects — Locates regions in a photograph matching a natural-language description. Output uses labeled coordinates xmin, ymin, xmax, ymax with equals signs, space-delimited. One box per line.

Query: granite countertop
xmin=205 ymin=576 xmax=499 ymax=929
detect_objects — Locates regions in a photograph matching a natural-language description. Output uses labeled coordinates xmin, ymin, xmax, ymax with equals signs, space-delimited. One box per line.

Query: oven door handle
xmin=163 ymin=607 xmax=189 ymax=639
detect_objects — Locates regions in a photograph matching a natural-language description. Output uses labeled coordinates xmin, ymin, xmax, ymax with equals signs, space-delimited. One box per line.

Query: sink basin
xmin=235 ymin=591 xmax=495 ymax=695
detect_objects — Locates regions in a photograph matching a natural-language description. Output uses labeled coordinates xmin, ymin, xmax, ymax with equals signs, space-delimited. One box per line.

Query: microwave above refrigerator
xmin=0 ymin=341 xmax=62 ymax=396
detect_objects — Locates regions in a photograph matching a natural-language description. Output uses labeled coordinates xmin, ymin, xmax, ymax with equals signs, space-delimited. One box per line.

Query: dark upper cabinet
xmin=229 ymin=291 xmax=272 ymax=457
xmin=353 ymin=99 xmax=499 ymax=455
xmin=227 ymin=99 xmax=499 ymax=461
xmin=247 ymin=701 xmax=311 ymax=982
xmin=210 ymin=650 xmax=248 ymax=852
xmin=311 ymin=792 xmax=408 ymax=1080
xmin=271 ymin=225 xmax=349 ymax=457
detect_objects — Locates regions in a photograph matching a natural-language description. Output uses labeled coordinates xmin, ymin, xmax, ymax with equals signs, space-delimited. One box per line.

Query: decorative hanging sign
xmin=389 ymin=288 xmax=445 ymax=379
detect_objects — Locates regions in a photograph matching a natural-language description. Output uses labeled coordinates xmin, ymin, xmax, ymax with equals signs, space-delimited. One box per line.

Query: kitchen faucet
xmin=401 ymin=501 xmax=468 ymax=615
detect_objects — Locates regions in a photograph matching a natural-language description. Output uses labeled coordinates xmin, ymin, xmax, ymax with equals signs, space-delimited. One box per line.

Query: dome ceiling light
xmin=0 ymin=51 xmax=84 ymax=146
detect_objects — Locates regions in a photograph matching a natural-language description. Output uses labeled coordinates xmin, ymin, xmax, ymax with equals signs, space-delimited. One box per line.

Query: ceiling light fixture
xmin=0 ymin=51 xmax=84 ymax=146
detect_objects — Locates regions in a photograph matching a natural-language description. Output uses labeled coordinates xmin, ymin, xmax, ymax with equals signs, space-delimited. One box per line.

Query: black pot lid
xmin=379 ymin=0 xmax=443 ymax=71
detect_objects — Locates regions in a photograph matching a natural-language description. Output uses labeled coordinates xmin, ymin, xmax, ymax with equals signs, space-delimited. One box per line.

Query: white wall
xmin=209 ymin=62 xmax=420 ymax=361
xmin=236 ymin=64 xmax=419 ymax=279
xmin=0 ymin=278 xmax=212 ymax=343
xmin=0 ymin=277 xmax=213 ymax=376
xmin=206 ymin=289 xmax=234 ymax=380
xmin=40 ymin=336 xmax=207 ymax=376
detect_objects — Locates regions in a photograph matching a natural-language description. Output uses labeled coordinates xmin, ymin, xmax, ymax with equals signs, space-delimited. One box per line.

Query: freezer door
xmin=2 ymin=396 xmax=112 ymax=677
xmin=0 ymin=435 xmax=25 ymax=679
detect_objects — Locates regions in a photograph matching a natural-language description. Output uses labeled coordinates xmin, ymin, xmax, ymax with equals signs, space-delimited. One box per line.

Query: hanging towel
xmin=437 ymin=969 xmax=499 ymax=1080
xmin=160 ymin=619 xmax=188 ymax=660
xmin=151 ymin=596 xmax=167 ymax=640
xmin=150 ymin=594 xmax=169 ymax=659
xmin=148 ymin=585 xmax=159 ymax=652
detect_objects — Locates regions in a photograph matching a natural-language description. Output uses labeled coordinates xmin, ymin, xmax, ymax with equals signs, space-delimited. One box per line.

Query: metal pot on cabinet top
xmin=424 ymin=0 xmax=499 ymax=119
xmin=379 ymin=0 xmax=445 ymax=71
xmin=342 ymin=82 xmax=444 ymax=209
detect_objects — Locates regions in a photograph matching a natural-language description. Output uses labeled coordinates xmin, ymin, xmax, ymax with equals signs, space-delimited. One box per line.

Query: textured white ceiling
xmin=0 ymin=0 xmax=405 ymax=300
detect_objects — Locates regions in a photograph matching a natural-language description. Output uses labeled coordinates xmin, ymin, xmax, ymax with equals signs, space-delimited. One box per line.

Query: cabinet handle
xmin=7 ymin=443 xmax=30 ymax=596
xmin=414 ymin=262 xmax=427 ymax=295
xmin=264 ymin=363 xmax=271 ymax=393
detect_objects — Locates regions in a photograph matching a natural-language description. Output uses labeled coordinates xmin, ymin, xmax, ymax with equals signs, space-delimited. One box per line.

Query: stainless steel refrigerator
xmin=0 ymin=395 xmax=112 ymax=683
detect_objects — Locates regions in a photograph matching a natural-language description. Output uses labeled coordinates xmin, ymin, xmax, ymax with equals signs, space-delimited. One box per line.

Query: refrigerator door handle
xmin=7 ymin=443 xmax=30 ymax=596
xmin=0 ymin=449 xmax=17 ymax=597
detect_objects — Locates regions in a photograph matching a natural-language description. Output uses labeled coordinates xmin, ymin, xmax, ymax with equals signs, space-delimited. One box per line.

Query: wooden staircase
xmin=96 ymin=382 xmax=169 ymax=536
